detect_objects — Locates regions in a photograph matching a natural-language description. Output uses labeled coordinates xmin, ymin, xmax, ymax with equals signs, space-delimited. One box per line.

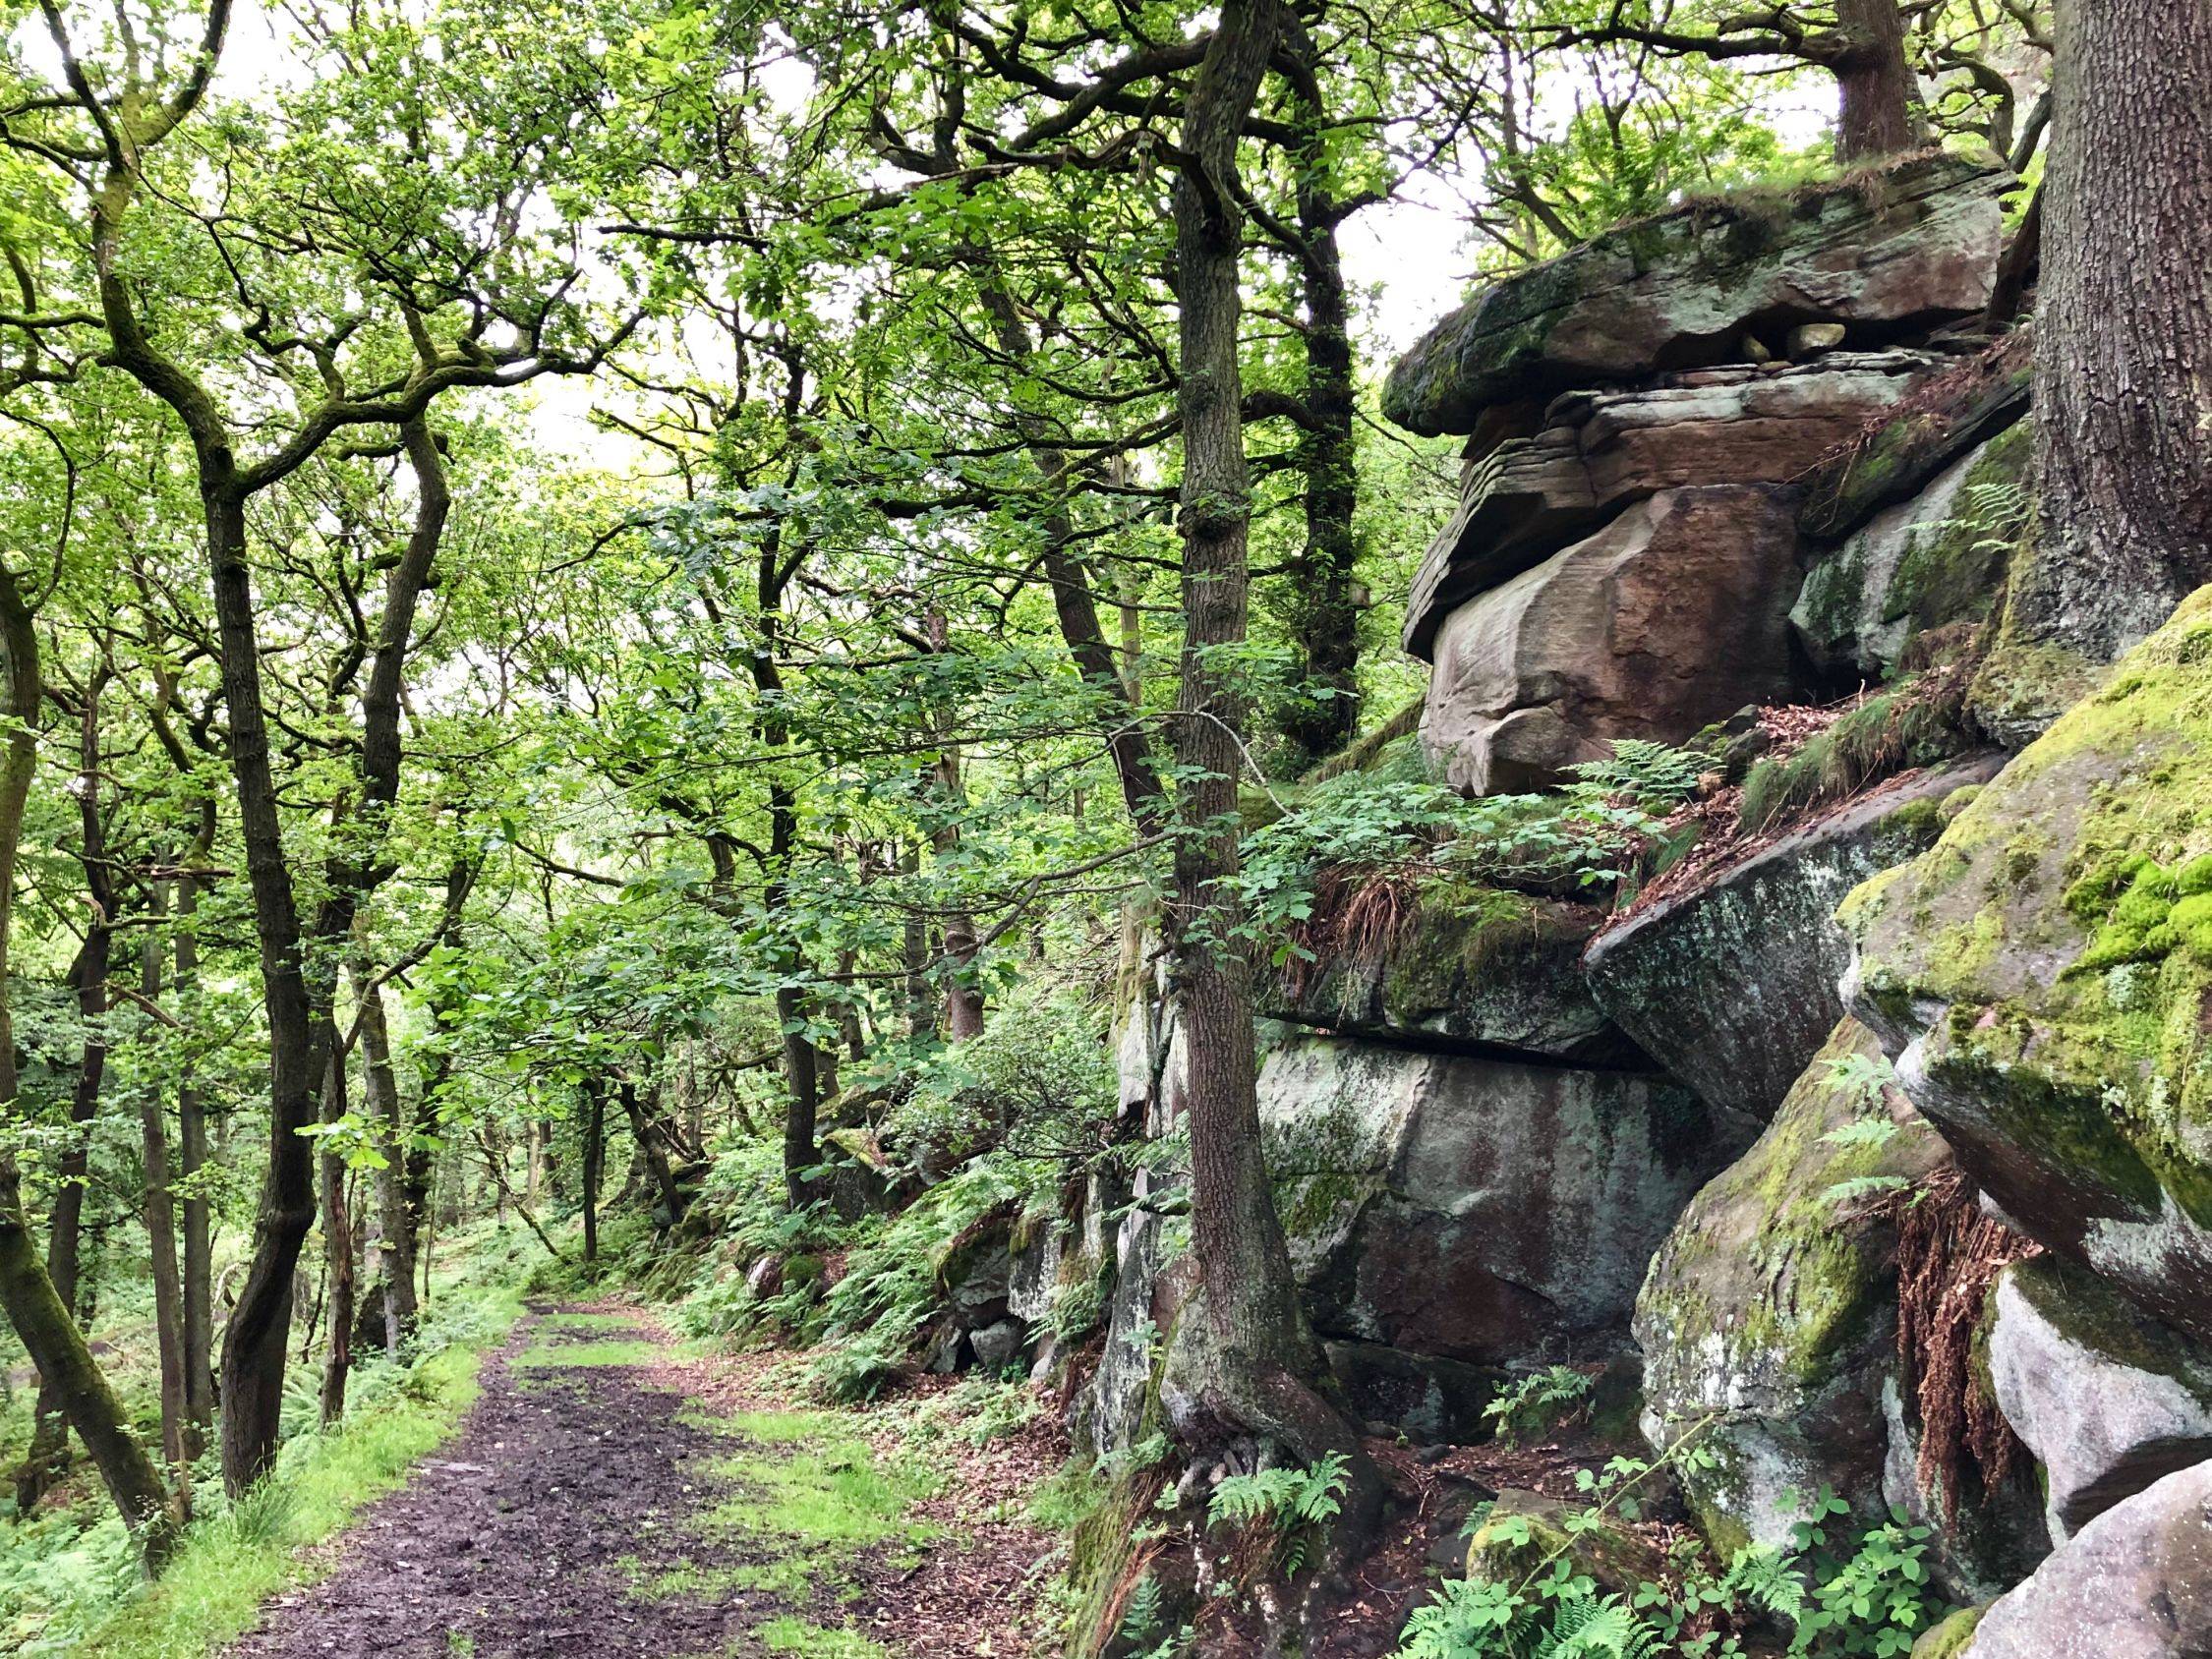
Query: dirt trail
xmin=227 ymin=1302 xmax=1055 ymax=1659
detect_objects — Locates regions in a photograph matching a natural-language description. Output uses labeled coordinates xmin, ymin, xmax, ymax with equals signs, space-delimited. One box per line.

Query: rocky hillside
xmin=969 ymin=150 xmax=2212 ymax=1657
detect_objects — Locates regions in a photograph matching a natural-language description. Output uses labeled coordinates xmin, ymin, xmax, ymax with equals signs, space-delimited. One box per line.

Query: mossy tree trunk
xmin=2025 ymin=0 xmax=2212 ymax=658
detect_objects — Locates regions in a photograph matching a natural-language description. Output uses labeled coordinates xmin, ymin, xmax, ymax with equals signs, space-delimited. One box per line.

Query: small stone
xmin=968 ymin=1317 xmax=1027 ymax=1371
xmin=1741 ymin=333 xmax=1773 ymax=363
xmin=1788 ymin=321 xmax=1848 ymax=355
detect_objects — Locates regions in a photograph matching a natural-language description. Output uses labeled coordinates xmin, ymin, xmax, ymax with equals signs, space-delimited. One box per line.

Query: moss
xmin=1301 ymin=697 xmax=1425 ymax=784
xmin=1738 ymin=677 xmax=1974 ymax=832
xmin=1639 ymin=1021 xmax=1943 ymax=1394
xmin=1847 ymin=590 xmax=2212 ymax=1228
xmin=1910 ymin=1605 xmax=1984 ymax=1658
xmin=1879 ymin=422 xmax=2030 ymax=637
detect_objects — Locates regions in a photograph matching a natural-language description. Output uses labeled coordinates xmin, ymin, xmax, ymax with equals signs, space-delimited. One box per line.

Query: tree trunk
xmin=23 ymin=687 xmax=120 ymax=1511
xmin=621 ymin=1079 xmax=686 ymax=1224
xmin=1274 ymin=20 xmax=1362 ymax=768
xmin=1157 ymin=0 xmax=1360 ymax=1473
xmin=2024 ymin=0 xmax=2212 ymax=658
xmin=175 ymin=868 xmax=214 ymax=1459
xmin=140 ymin=884 xmax=191 ymax=1486
xmin=1832 ymin=0 xmax=1923 ymax=161
xmin=209 ymin=489 xmax=326 ymax=1496
xmin=581 ymin=1080 xmax=605 ymax=1264
xmin=355 ymin=967 xmax=415 ymax=1357
xmin=318 ymin=1031 xmax=354 ymax=1426
xmin=0 ymin=571 xmax=176 ymax=1565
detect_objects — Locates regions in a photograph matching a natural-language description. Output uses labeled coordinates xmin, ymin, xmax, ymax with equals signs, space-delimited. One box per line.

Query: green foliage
xmin=1483 ymin=1365 xmax=1597 ymax=1447
xmin=1395 ymin=1432 xmax=1946 ymax=1659
xmin=1205 ymin=1451 xmax=1350 ymax=1579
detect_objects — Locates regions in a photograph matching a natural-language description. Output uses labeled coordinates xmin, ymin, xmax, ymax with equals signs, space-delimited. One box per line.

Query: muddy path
xmin=227 ymin=1302 xmax=1059 ymax=1659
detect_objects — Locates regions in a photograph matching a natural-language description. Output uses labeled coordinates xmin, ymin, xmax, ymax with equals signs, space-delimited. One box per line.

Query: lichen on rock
xmin=1634 ymin=1017 xmax=1947 ymax=1549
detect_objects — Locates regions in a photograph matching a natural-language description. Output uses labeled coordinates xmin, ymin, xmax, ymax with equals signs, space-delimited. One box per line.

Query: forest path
xmin=225 ymin=1301 xmax=1058 ymax=1659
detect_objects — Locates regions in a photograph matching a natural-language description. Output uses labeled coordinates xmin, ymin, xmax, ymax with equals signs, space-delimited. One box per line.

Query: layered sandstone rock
xmin=1421 ymin=486 xmax=1804 ymax=794
xmin=1383 ymin=154 xmax=2008 ymax=436
xmin=1389 ymin=156 xmax=2012 ymax=793
xmin=1635 ymin=1020 xmax=1949 ymax=1551
xmin=1258 ymin=1034 xmax=1729 ymax=1368
xmin=1586 ymin=756 xmax=2003 ymax=1127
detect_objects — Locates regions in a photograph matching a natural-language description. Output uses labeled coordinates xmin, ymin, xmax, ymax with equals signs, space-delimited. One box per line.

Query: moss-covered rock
xmin=1262 ymin=880 xmax=1632 ymax=1063
xmin=1911 ymin=1605 xmax=1985 ymax=1658
xmin=1463 ymin=1488 xmax=1664 ymax=1593
xmin=1842 ymin=586 xmax=2212 ymax=1345
xmin=1793 ymin=424 xmax=2031 ymax=681
xmin=1636 ymin=1018 xmax=1948 ymax=1549
xmin=1382 ymin=155 xmax=2008 ymax=435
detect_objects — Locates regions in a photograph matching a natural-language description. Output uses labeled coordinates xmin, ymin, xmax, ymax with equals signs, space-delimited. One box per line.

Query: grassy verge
xmin=71 ymin=1309 xmax=517 ymax=1659
xmin=2 ymin=1217 xmax=544 ymax=1658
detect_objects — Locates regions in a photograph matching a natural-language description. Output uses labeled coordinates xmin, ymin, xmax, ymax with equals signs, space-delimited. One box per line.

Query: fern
xmin=1483 ymin=1365 xmax=1596 ymax=1446
xmin=1205 ymin=1451 xmax=1350 ymax=1581
xmin=1533 ymin=1594 xmax=1661 ymax=1658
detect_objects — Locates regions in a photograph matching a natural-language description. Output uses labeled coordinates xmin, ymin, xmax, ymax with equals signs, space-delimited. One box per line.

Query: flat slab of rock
xmin=1963 ymin=1460 xmax=2212 ymax=1658
xmin=1259 ymin=1034 xmax=1732 ymax=1366
xmin=1261 ymin=881 xmax=1631 ymax=1063
xmin=1587 ymin=756 xmax=2004 ymax=1129
xmin=1421 ymin=486 xmax=1802 ymax=795
xmin=1406 ymin=353 xmax=1937 ymax=658
xmin=1383 ymin=154 xmax=2007 ymax=435
xmin=1990 ymin=1253 xmax=2212 ymax=1543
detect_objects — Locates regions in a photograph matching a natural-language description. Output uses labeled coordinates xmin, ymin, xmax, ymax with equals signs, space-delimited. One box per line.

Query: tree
xmin=1154 ymin=0 xmax=1366 ymax=1478
xmin=2020 ymin=0 xmax=2212 ymax=658
xmin=1540 ymin=0 xmax=1927 ymax=160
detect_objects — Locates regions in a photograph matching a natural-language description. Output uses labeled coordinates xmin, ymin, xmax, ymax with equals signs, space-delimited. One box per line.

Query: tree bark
xmin=175 ymin=866 xmax=214 ymax=1459
xmin=1273 ymin=20 xmax=1361 ymax=767
xmin=2023 ymin=0 xmax=2212 ymax=658
xmin=355 ymin=965 xmax=415 ymax=1357
xmin=22 ymin=682 xmax=120 ymax=1511
xmin=140 ymin=883 xmax=192 ymax=1485
xmin=318 ymin=1029 xmax=354 ymax=1426
xmin=620 ymin=1080 xmax=687 ymax=1225
xmin=581 ymin=1079 xmax=605 ymax=1263
xmin=1833 ymin=0 xmax=1923 ymax=160
xmin=1157 ymin=0 xmax=1360 ymax=1473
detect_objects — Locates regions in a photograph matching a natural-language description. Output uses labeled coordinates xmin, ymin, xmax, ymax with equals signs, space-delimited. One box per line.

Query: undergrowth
xmin=1396 ymin=1429 xmax=1948 ymax=1659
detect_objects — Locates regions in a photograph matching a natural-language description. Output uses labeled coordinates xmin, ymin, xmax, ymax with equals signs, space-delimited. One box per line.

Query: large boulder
xmin=1793 ymin=423 xmax=2031 ymax=681
xmin=1587 ymin=757 xmax=2003 ymax=1129
xmin=1422 ymin=486 xmax=1802 ymax=796
xmin=1636 ymin=1018 xmax=1949 ymax=1553
xmin=1260 ymin=1034 xmax=1731 ymax=1366
xmin=1842 ymin=587 xmax=2212 ymax=1346
xmin=1961 ymin=1460 xmax=2212 ymax=1658
xmin=1406 ymin=352 xmax=1938 ymax=658
xmin=1382 ymin=154 xmax=2007 ymax=435
xmin=1988 ymin=1253 xmax=2212 ymax=1544
xmin=1262 ymin=880 xmax=1633 ymax=1064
